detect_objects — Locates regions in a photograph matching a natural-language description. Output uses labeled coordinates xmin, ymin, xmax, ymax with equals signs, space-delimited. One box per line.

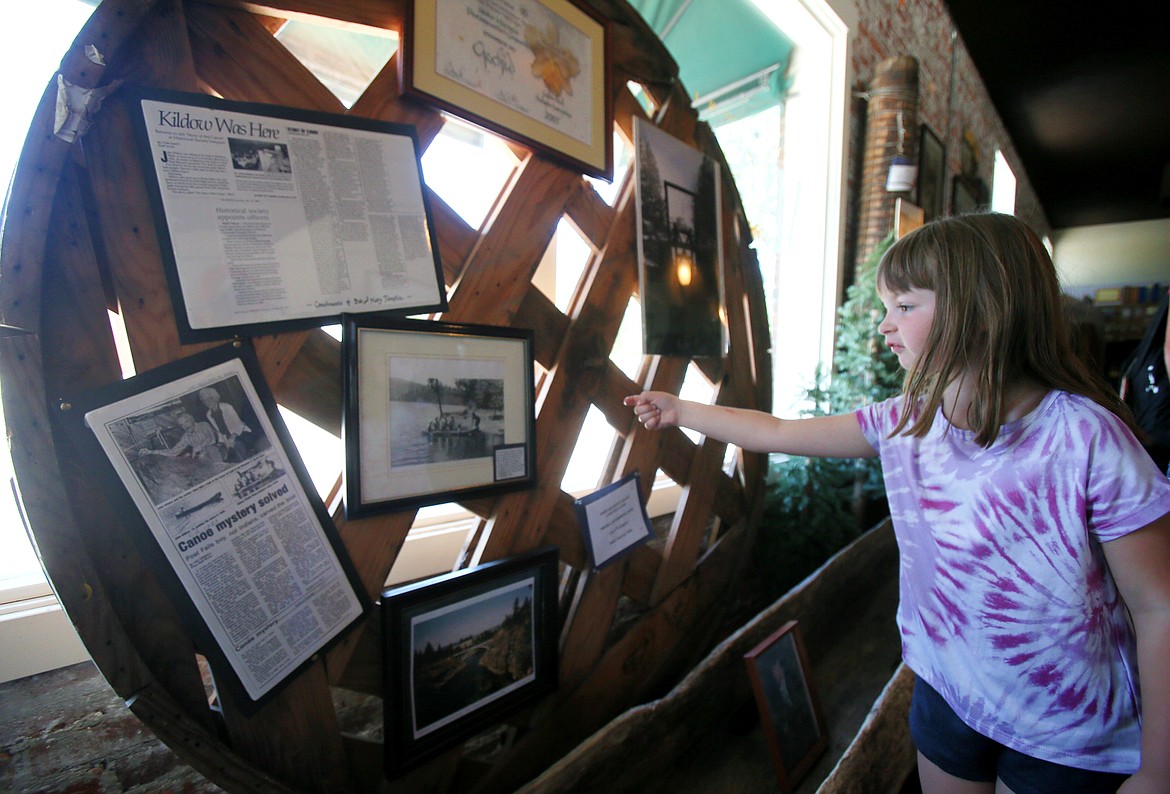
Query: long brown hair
xmin=877 ymin=212 xmax=1137 ymax=446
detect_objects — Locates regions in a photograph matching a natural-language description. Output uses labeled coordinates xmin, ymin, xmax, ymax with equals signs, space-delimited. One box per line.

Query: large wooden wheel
xmin=0 ymin=1 xmax=771 ymax=791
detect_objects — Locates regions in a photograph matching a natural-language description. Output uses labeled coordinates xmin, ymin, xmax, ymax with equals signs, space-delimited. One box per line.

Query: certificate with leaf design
xmin=403 ymin=0 xmax=612 ymax=180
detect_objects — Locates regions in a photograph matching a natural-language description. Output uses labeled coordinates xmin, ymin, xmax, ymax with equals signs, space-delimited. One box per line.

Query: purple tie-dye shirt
xmin=856 ymin=390 xmax=1170 ymax=773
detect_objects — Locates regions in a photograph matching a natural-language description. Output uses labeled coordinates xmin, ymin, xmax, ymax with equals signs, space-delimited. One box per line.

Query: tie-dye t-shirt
xmin=856 ymin=389 xmax=1170 ymax=773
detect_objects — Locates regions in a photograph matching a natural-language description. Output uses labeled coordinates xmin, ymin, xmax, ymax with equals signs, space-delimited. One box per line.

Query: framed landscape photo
xmin=402 ymin=0 xmax=613 ymax=180
xmin=744 ymin=621 xmax=827 ymax=792
xmin=382 ymin=546 xmax=559 ymax=776
xmin=127 ymin=86 xmax=447 ymax=343
xmin=342 ymin=315 xmax=536 ymax=518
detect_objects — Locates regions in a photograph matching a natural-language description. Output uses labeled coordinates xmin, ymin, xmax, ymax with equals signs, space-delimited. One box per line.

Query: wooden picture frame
xmin=916 ymin=123 xmax=945 ymax=220
xmin=342 ymin=315 xmax=536 ymax=518
xmin=382 ymin=546 xmax=560 ymax=776
xmin=127 ymin=86 xmax=447 ymax=344
xmin=402 ymin=0 xmax=613 ymax=180
xmin=58 ymin=341 xmax=369 ymax=712
xmin=744 ymin=621 xmax=828 ymax=792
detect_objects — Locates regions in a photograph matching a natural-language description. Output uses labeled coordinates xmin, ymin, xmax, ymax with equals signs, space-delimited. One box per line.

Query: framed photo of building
xmin=633 ymin=118 xmax=727 ymax=357
xmin=382 ymin=546 xmax=559 ymax=775
xmin=127 ymin=86 xmax=447 ymax=343
xmin=59 ymin=341 xmax=369 ymax=712
xmin=342 ymin=315 xmax=536 ymax=518
xmin=744 ymin=621 xmax=827 ymax=792
xmin=402 ymin=0 xmax=613 ymax=180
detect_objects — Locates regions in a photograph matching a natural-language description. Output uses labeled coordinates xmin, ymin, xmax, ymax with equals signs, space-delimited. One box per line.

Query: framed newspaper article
xmin=127 ymin=86 xmax=448 ymax=343
xmin=59 ymin=341 xmax=369 ymax=712
xmin=342 ymin=315 xmax=536 ymax=518
xmin=381 ymin=546 xmax=559 ymax=776
xmin=402 ymin=0 xmax=613 ymax=180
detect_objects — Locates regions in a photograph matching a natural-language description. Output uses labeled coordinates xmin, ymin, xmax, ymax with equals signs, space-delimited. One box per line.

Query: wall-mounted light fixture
xmin=885 ymin=110 xmax=917 ymax=192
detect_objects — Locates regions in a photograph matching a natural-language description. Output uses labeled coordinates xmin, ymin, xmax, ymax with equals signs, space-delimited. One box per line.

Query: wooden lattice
xmin=0 ymin=1 xmax=772 ymax=791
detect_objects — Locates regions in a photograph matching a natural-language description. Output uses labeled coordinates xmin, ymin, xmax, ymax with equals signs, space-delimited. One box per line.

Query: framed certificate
xmin=402 ymin=0 xmax=613 ymax=180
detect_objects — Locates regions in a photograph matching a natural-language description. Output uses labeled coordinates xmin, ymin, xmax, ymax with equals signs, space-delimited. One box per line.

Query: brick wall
xmin=842 ymin=0 xmax=1049 ymax=272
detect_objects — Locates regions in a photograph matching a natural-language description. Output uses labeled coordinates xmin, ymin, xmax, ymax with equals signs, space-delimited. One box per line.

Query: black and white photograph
xmin=107 ymin=375 xmax=272 ymax=506
xmin=343 ymin=316 xmax=536 ymax=518
xmin=382 ymin=546 xmax=559 ymax=775
xmin=634 ymin=117 xmax=726 ymax=357
xmin=228 ymin=137 xmax=292 ymax=173
xmin=388 ymin=359 xmax=506 ymax=470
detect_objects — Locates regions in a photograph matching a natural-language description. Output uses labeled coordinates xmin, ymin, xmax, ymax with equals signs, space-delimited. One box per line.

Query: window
xmin=992 ymin=150 xmax=1017 ymax=215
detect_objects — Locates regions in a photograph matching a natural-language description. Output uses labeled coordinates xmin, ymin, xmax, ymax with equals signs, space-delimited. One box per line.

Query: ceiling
xmin=943 ymin=0 xmax=1170 ymax=230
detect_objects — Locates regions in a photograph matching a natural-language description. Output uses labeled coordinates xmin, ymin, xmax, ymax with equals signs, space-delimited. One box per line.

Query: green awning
xmin=629 ymin=0 xmax=794 ymax=125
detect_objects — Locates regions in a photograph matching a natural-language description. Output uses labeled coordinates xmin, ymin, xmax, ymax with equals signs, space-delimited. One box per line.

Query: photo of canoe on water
xmin=409 ymin=579 xmax=536 ymax=736
xmin=387 ymin=359 xmax=506 ymax=470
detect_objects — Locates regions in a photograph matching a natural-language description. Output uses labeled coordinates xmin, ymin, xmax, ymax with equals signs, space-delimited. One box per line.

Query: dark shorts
xmin=909 ymin=677 xmax=1129 ymax=794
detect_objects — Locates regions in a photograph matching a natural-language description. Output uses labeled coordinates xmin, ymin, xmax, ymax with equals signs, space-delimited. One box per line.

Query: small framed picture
xmin=951 ymin=174 xmax=987 ymax=215
xmin=381 ymin=546 xmax=560 ymax=776
xmin=915 ymin=124 xmax=945 ymax=220
xmin=342 ymin=315 xmax=536 ymax=518
xmin=744 ymin=621 xmax=828 ymax=792
xmin=402 ymin=0 xmax=613 ymax=180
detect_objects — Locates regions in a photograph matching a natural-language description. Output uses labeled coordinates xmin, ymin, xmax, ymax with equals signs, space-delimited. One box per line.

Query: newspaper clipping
xmin=135 ymin=92 xmax=445 ymax=336
xmin=83 ymin=356 xmax=364 ymax=701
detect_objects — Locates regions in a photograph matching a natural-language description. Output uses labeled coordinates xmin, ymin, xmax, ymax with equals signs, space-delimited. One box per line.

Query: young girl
xmin=625 ymin=213 xmax=1170 ymax=793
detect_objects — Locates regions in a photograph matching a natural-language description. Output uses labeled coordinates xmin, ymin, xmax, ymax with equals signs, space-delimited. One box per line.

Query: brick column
xmin=857 ymin=55 xmax=919 ymax=268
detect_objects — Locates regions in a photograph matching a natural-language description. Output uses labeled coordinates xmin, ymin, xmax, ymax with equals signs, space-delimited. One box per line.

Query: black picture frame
xmin=951 ymin=174 xmax=988 ymax=215
xmin=744 ymin=621 xmax=828 ymax=792
xmin=342 ymin=315 xmax=536 ymax=518
xmin=127 ymin=85 xmax=448 ymax=344
xmin=916 ymin=124 xmax=945 ymax=220
xmin=382 ymin=546 xmax=560 ymax=776
xmin=57 ymin=341 xmax=370 ymax=713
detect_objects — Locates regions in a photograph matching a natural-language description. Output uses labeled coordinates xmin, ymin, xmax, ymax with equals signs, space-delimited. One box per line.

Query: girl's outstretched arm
xmin=623 ymin=391 xmax=877 ymax=459
xmin=1105 ymin=510 xmax=1170 ymax=792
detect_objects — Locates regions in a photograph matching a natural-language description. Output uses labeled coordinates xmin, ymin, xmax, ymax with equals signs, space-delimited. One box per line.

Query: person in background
xmin=1119 ymin=287 xmax=1170 ymax=476
xmin=626 ymin=213 xmax=1170 ymax=793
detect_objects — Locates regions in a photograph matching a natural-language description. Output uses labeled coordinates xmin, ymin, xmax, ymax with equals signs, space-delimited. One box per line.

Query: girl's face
xmin=877 ymin=285 xmax=937 ymax=369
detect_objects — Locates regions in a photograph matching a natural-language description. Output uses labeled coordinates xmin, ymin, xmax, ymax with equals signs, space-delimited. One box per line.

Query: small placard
xmin=573 ymin=471 xmax=654 ymax=570
xmin=494 ymin=443 xmax=529 ymax=482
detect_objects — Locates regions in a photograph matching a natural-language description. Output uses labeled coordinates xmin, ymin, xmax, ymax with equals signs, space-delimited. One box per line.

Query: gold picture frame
xmin=402 ymin=0 xmax=613 ymax=180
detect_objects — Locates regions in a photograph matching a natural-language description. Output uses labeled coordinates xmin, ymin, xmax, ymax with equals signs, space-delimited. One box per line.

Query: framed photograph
xmin=127 ymin=86 xmax=447 ymax=343
xmin=382 ymin=546 xmax=559 ymax=775
xmin=572 ymin=471 xmax=654 ymax=570
xmin=951 ymin=174 xmax=988 ymax=215
xmin=402 ymin=0 xmax=613 ymax=180
xmin=342 ymin=315 xmax=536 ymax=518
xmin=59 ymin=341 xmax=369 ymax=712
xmin=915 ymin=124 xmax=945 ymax=220
xmin=744 ymin=621 xmax=828 ymax=792
xmin=634 ymin=118 xmax=727 ymax=357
